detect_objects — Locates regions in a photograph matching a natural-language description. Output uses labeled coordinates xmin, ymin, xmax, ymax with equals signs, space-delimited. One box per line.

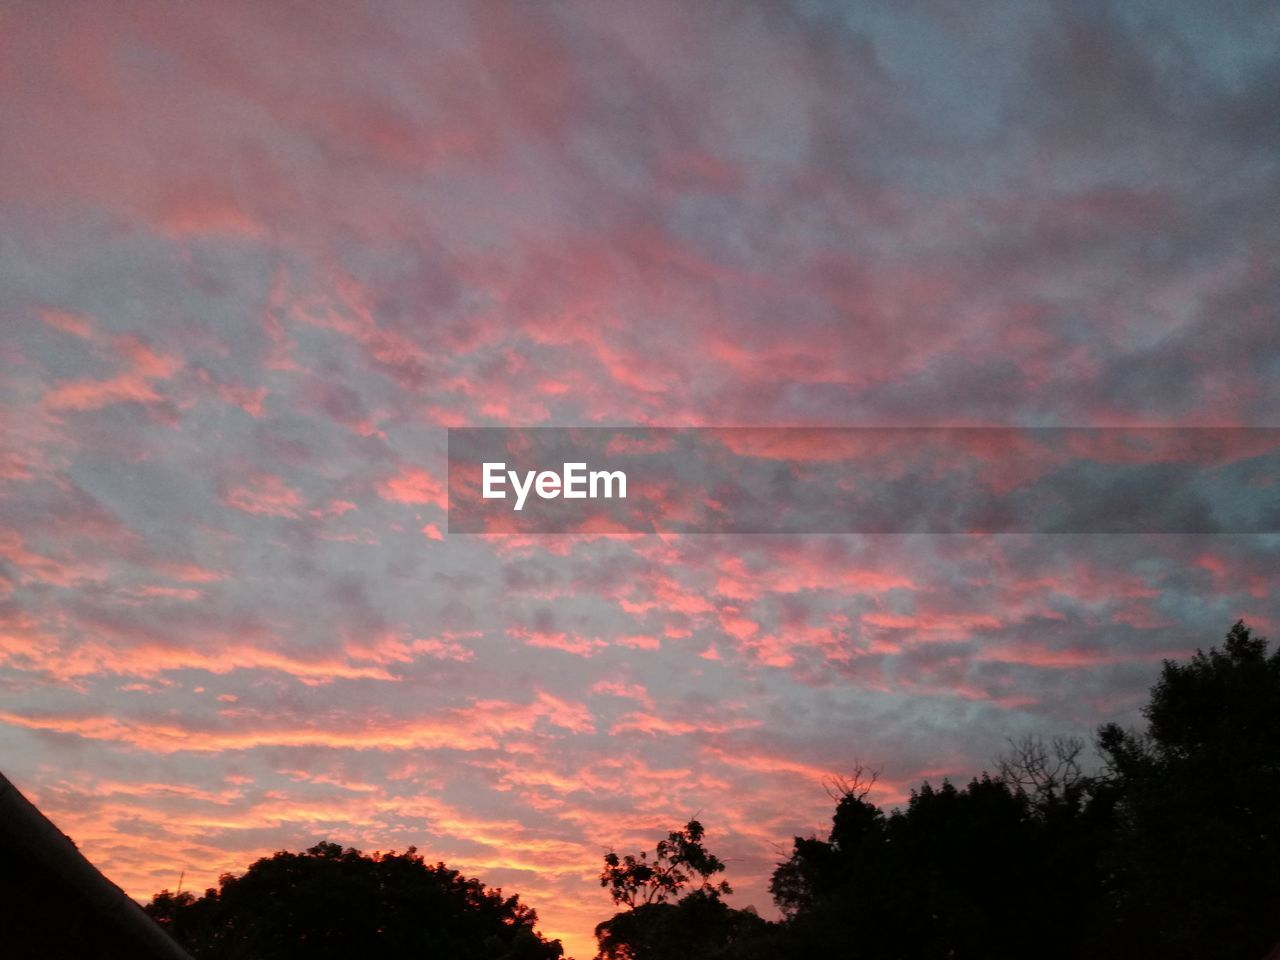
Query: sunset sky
xmin=2 ymin=2 xmax=1279 ymax=956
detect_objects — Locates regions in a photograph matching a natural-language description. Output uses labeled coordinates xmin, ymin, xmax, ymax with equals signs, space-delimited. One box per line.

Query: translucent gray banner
xmin=447 ymin=428 xmax=1280 ymax=534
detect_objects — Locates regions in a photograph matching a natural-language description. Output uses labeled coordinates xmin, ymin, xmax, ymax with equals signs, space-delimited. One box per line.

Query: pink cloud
xmin=43 ymin=338 xmax=181 ymax=413
xmin=509 ymin=628 xmax=607 ymax=658
xmin=377 ymin=467 xmax=446 ymax=508
xmin=39 ymin=309 xmax=94 ymax=339
xmin=0 ymin=531 xmax=109 ymax=587
xmin=222 ymin=474 xmax=305 ymax=518
xmin=590 ymin=680 xmax=655 ymax=709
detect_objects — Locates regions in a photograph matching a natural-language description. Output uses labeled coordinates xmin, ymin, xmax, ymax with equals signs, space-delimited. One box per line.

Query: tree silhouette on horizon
xmin=594 ymin=820 xmax=769 ymax=960
xmin=135 ymin=621 xmax=1280 ymax=960
xmin=763 ymin=620 xmax=1280 ymax=960
xmin=145 ymin=842 xmax=563 ymax=960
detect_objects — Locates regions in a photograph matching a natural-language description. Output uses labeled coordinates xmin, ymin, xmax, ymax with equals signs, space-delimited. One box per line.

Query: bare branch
xmin=996 ymin=734 xmax=1085 ymax=797
xmin=823 ymin=763 xmax=880 ymax=803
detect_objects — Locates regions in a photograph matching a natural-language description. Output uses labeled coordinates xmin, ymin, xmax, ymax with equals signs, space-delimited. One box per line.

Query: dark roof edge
xmin=0 ymin=772 xmax=192 ymax=960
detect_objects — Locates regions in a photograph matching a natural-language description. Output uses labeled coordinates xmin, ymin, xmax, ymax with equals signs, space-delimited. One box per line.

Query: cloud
xmin=377 ymin=467 xmax=446 ymax=508
xmin=221 ymin=474 xmax=306 ymax=518
xmin=1 ymin=2 xmax=1278 ymax=955
xmin=43 ymin=339 xmax=182 ymax=413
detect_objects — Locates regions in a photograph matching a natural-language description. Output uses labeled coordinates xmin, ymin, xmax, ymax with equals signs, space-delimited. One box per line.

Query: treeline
xmin=146 ymin=621 xmax=1280 ymax=960
xmin=594 ymin=621 xmax=1280 ymax=960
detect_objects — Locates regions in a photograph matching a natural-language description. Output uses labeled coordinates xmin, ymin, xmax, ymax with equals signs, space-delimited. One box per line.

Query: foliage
xmin=145 ymin=842 xmax=562 ymax=960
xmin=768 ymin=771 xmax=1111 ymax=960
xmin=599 ymin=820 xmax=731 ymax=909
xmin=1093 ymin=620 xmax=1280 ymax=959
xmin=594 ymin=892 xmax=774 ymax=960
xmin=764 ymin=620 xmax=1280 ymax=960
xmin=596 ymin=820 xmax=759 ymax=960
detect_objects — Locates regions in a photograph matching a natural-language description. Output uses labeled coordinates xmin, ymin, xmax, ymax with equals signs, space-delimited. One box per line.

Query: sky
xmin=2 ymin=1 xmax=1279 ymax=956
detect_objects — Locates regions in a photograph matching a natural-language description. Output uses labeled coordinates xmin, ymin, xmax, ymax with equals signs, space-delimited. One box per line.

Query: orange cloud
xmin=0 ymin=691 xmax=594 ymax=754
xmin=345 ymin=632 xmax=476 ymax=665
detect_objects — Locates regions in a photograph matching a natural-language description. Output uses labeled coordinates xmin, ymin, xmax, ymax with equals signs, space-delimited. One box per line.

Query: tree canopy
xmin=145 ymin=842 xmax=562 ymax=960
xmin=762 ymin=620 xmax=1280 ymax=960
xmin=595 ymin=820 xmax=767 ymax=960
xmin=599 ymin=819 xmax=731 ymax=910
xmin=1094 ymin=620 xmax=1280 ymax=959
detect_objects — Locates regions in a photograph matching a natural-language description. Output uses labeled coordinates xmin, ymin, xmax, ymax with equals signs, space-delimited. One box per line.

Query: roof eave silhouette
xmin=0 ymin=771 xmax=192 ymax=960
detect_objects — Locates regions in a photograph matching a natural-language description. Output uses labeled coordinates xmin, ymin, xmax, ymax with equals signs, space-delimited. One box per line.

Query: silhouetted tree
xmin=594 ymin=891 xmax=773 ymax=960
xmin=596 ymin=821 xmax=771 ymax=960
xmin=996 ymin=734 xmax=1086 ymax=801
xmin=599 ymin=819 xmax=730 ymax=910
xmin=146 ymin=842 xmax=562 ymax=960
xmin=1094 ymin=620 xmax=1280 ymax=959
xmin=770 ymin=770 xmax=1110 ymax=960
xmin=764 ymin=620 xmax=1280 ymax=960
